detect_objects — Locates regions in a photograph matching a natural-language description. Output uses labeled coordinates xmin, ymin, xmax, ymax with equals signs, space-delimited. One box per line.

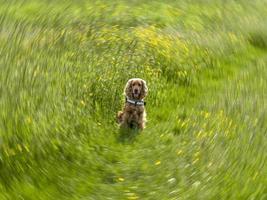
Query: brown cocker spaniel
xmin=117 ymin=78 xmax=148 ymax=130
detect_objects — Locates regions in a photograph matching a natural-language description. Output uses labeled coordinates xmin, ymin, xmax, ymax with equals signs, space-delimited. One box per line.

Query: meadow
xmin=0 ymin=0 xmax=266 ymax=199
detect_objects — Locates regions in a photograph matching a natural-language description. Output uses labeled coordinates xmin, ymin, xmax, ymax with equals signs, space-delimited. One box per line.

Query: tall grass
xmin=0 ymin=0 xmax=266 ymax=199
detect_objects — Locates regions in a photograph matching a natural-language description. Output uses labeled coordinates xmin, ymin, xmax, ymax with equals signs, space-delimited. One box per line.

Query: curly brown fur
xmin=117 ymin=78 xmax=148 ymax=130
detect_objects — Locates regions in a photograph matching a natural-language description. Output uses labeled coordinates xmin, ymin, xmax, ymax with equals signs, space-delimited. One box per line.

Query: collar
xmin=125 ymin=97 xmax=146 ymax=106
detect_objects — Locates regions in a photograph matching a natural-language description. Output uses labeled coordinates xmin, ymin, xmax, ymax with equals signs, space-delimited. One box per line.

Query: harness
xmin=125 ymin=97 xmax=146 ymax=106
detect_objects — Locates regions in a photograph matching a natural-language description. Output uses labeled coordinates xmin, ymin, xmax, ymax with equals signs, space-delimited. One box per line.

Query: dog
xmin=117 ymin=78 xmax=148 ymax=130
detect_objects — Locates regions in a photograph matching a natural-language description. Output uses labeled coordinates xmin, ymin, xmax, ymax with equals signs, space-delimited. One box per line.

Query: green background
xmin=0 ymin=0 xmax=266 ymax=199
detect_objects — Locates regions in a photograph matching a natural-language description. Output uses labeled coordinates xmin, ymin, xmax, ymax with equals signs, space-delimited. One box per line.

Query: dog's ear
xmin=124 ymin=79 xmax=133 ymax=98
xmin=140 ymin=80 xmax=148 ymax=99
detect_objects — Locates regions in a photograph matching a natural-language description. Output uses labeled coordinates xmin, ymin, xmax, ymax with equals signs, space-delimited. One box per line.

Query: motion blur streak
xmin=0 ymin=0 xmax=266 ymax=199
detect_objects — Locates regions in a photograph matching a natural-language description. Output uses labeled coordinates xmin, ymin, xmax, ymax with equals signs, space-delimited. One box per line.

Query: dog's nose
xmin=134 ymin=89 xmax=138 ymax=93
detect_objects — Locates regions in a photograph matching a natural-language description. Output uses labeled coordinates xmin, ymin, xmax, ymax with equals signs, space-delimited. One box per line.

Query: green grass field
xmin=0 ymin=0 xmax=266 ymax=199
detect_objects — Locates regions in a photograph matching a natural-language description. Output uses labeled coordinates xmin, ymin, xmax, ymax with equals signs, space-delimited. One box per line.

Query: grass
xmin=0 ymin=0 xmax=266 ymax=199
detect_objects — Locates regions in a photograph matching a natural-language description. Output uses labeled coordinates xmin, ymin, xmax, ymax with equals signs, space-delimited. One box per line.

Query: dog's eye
xmin=138 ymin=83 xmax=141 ymax=86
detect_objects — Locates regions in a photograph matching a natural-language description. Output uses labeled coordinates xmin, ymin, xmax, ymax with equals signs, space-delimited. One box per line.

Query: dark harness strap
xmin=125 ymin=97 xmax=146 ymax=106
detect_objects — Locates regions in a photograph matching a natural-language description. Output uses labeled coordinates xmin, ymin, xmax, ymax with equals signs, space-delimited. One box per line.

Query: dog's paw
xmin=117 ymin=111 xmax=123 ymax=123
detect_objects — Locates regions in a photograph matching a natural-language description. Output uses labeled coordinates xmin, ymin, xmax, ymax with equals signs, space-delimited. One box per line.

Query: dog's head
xmin=124 ymin=78 xmax=148 ymax=100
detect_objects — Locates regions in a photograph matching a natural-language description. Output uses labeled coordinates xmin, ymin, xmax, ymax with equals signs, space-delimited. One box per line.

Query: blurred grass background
xmin=0 ymin=0 xmax=266 ymax=199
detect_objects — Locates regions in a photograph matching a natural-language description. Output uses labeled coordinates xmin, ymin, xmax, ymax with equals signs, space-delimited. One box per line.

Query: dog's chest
xmin=125 ymin=104 xmax=144 ymax=115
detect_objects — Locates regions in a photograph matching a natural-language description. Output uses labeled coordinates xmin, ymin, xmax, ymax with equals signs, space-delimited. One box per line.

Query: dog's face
xmin=124 ymin=78 xmax=148 ymax=100
xmin=132 ymin=79 xmax=143 ymax=98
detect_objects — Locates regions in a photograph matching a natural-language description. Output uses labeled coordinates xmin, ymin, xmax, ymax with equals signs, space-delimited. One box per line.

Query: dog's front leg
xmin=137 ymin=112 xmax=145 ymax=130
xmin=117 ymin=111 xmax=124 ymax=124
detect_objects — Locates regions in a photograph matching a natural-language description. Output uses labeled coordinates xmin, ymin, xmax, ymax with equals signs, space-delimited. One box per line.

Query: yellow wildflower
xmin=192 ymin=158 xmax=199 ymax=165
xmin=118 ymin=177 xmax=124 ymax=182
xmin=155 ymin=160 xmax=161 ymax=165
xmin=177 ymin=150 xmax=183 ymax=156
xmin=194 ymin=152 xmax=200 ymax=157
xmin=127 ymin=196 xmax=139 ymax=200
xmin=26 ymin=117 xmax=32 ymax=124
xmin=204 ymin=112 xmax=210 ymax=119
xmin=181 ymin=121 xmax=186 ymax=128
xmin=80 ymin=100 xmax=86 ymax=106
xmin=207 ymin=162 xmax=212 ymax=168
